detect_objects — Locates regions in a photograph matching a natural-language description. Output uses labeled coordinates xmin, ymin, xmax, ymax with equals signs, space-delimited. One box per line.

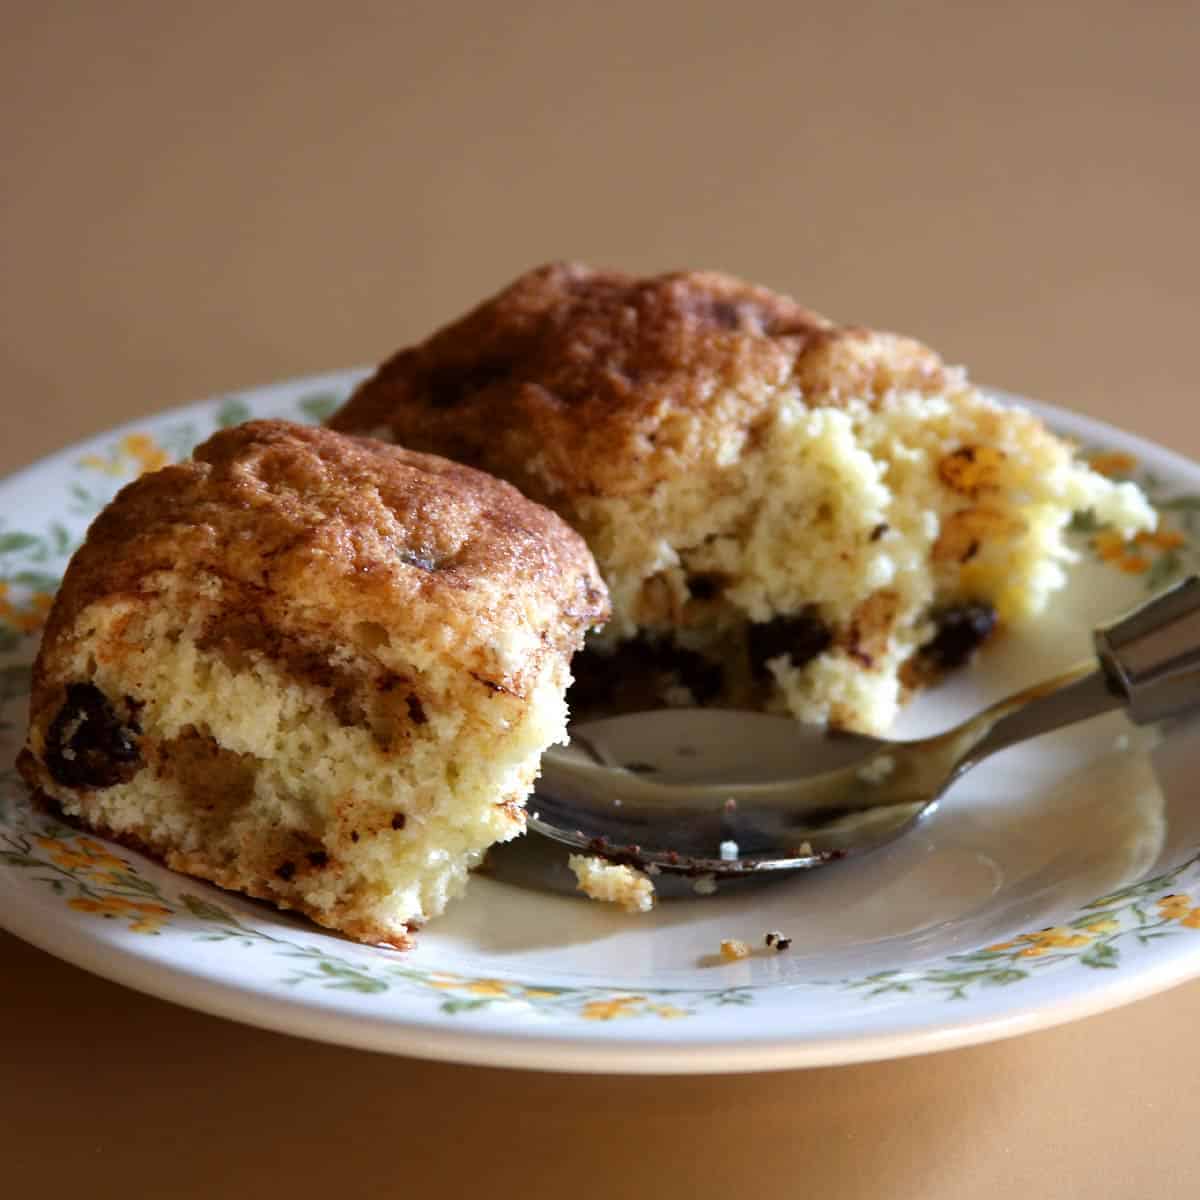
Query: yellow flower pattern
xmin=0 ymin=583 xmax=54 ymax=635
xmin=1158 ymin=894 xmax=1200 ymax=928
xmin=0 ymin=427 xmax=177 ymax=641
xmin=1092 ymin=526 xmax=1187 ymax=577
xmin=13 ymin=834 xmax=172 ymax=934
xmin=576 ymin=995 xmax=689 ymax=1021
xmin=466 ymin=979 xmax=510 ymax=997
xmin=1074 ymin=448 xmax=1198 ymax=587
xmin=68 ymin=896 xmax=172 ymax=934
xmin=79 ymin=432 xmax=171 ymax=477
xmin=648 ymin=1003 xmax=690 ymax=1020
xmin=581 ymin=996 xmax=648 ymax=1021
xmin=35 ymin=835 xmax=130 ymax=875
xmin=1088 ymin=451 xmax=1139 ymax=479
xmin=979 ymin=891 xmax=1200 ymax=962
xmin=986 ymin=926 xmax=1094 ymax=957
xmin=414 ymin=977 xmax=690 ymax=1018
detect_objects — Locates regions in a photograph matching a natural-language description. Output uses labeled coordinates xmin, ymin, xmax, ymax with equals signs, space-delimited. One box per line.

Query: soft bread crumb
xmin=857 ymin=754 xmax=895 ymax=783
xmin=568 ymin=854 xmax=656 ymax=913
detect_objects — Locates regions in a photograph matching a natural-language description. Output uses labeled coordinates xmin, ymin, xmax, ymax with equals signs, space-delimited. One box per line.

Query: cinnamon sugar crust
xmin=20 ymin=420 xmax=607 ymax=945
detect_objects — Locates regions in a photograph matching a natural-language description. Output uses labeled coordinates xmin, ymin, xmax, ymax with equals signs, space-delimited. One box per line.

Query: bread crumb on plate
xmin=568 ymin=853 xmax=656 ymax=913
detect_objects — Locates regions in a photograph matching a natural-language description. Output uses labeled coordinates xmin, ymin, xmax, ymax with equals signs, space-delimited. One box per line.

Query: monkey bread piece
xmin=18 ymin=420 xmax=608 ymax=947
xmin=330 ymin=263 xmax=1155 ymax=734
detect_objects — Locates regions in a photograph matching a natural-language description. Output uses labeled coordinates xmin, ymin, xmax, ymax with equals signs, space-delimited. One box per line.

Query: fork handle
xmin=956 ymin=576 xmax=1200 ymax=770
xmin=1095 ymin=575 xmax=1200 ymax=725
xmin=954 ymin=663 xmax=1120 ymax=770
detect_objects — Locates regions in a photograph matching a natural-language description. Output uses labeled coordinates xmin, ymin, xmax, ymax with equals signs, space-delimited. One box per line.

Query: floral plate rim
xmin=6 ymin=874 xmax=1200 ymax=1074
xmin=3 ymin=371 xmax=1200 ymax=1074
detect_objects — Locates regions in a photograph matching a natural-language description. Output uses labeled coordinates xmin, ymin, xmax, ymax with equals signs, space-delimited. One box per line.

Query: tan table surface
xmin=3 ymin=2 xmax=1199 ymax=1195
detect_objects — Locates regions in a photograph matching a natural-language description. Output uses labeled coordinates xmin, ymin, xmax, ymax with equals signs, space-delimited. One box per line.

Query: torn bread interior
xmin=331 ymin=262 xmax=1154 ymax=733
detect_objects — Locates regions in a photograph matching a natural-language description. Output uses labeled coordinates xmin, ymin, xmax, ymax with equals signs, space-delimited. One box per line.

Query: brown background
xmin=2 ymin=2 xmax=1198 ymax=1196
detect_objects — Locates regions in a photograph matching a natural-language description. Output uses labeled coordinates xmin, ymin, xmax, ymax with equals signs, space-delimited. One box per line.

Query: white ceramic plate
xmin=4 ymin=373 xmax=1200 ymax=1074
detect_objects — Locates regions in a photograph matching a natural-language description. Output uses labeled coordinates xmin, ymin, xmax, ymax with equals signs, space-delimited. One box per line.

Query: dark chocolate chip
xmin=747 ymin=611 xmax=833 ymax=679
xmin=568 ymin=636 xmax=724 ymax=714
xmin=870 ymin=523 xmax=889 ymax=542
xmin=687 ymin=573 xmax=725 ymax=602
xmin=406 ymin=694 xmax=428 ymax=726
xmin=276 ymin=861 xmax=296 ymax=881
xmin=306 ymin=851 xmax=329 ymax=868
xmin=671 ymin=645 xmax=724 ymax=704
xmin=568 ymin=643 xmax=657 ymax=714
xmin=45 ymin=683 xmax=143 ymax=790
xmin=391 ymin=813 xmax=407 ymax=831
xmin=919 ymin=603 xmax=998 ymax=671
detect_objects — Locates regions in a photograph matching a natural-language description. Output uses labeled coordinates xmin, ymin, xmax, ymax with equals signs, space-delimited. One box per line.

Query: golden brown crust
xmin=329 ymin=262 xmax=946 ymax=501
xmin=32 ymin=419 xmax=608 ymax=705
